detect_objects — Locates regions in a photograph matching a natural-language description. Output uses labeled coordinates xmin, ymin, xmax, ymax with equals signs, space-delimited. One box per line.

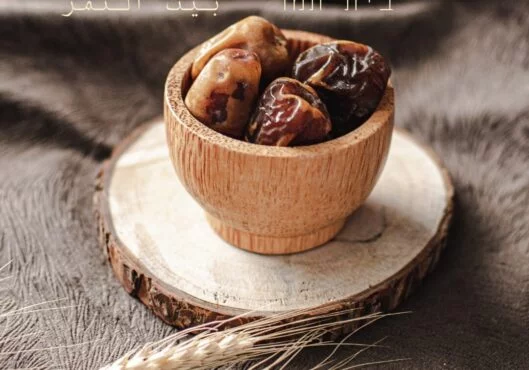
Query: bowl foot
xmin=205 ymin=213 xmax=346 ymax=255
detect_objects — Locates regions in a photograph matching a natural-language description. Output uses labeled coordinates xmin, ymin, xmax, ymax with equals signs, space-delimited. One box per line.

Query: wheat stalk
xmin=103 ymin=306 xmax=409 ymax=370
xmin=0 ymin=261 xmax=408 ymax=368
xmin=0 ymin=260 xmax=97 ymax=364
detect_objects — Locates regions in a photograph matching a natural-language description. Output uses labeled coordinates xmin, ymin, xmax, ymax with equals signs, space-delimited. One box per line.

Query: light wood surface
xmin=94 ymin=119 xmax=453 ymax=329
xmin=165 ymin=30 xmax=395 ymax=254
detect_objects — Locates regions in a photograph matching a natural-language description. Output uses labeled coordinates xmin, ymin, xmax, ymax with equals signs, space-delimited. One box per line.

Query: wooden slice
xmin=94 ymin=119 xmax=453 ymax=329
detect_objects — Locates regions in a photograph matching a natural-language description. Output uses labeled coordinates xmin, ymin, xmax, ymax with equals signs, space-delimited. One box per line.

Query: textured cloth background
xmin=0 ymin=0 xmax=528 ymax=368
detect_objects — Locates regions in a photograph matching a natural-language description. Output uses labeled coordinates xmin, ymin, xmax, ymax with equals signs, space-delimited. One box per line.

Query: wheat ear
xmin=102 ymin=307 xmax=408 ymax=370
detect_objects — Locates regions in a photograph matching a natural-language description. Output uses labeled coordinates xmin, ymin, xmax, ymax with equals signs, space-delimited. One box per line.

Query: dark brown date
xmin=185 ymin=49 xmax=261 ymax=139
xmin=191 ymin=16 xmax=290 ymax=84
xmin=292 ymin=41 xmax=391 ymax=137
xmin=245 ymin=77 xmax=332 ymax=146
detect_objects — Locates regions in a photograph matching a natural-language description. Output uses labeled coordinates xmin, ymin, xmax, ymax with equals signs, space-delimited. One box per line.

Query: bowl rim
xmin=165 ymin=29 xmax=394 ymax=159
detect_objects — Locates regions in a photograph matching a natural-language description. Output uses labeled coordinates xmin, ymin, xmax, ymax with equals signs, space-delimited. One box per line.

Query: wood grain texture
xmin=95 ymin=119 xmax=453 ymax=329
xmin=3 ymin=2 xmax=529 ymax=368
xmin=165 ymin=30 xmax=395 ymax=254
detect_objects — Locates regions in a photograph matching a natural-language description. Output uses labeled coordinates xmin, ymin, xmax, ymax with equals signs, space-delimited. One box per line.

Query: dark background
xmin=0 ymin=0 xmax=528 ymax=368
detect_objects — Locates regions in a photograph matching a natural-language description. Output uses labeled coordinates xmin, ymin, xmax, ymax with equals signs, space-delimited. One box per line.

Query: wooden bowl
xmin=164 ymin=30 xmax=395 ymax=255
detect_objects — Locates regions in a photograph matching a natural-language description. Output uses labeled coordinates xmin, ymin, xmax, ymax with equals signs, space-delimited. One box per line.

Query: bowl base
xmin=205 ymin=213 xmax=346 ymax=255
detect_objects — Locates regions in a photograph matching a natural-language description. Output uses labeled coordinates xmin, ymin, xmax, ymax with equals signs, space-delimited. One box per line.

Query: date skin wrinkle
xmin=0 ymin=1 xmax=528 ymax=369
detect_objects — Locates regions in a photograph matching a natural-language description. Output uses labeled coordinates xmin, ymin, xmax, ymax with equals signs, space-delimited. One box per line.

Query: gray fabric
xmin=1 ymin=0 xmax=528 ymax=368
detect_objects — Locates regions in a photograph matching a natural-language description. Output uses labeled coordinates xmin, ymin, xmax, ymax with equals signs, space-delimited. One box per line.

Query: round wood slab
xmin=94 ymin=119 xmax=453 ymax=329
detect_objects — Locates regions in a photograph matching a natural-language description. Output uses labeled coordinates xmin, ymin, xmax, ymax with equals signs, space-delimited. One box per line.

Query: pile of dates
xmin=185 ymin=16 xmax=391 ymax=147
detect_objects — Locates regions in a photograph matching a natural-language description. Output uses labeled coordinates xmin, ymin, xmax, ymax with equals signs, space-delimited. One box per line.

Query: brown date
xmin=245 ymin=77 xmax=332 ymax=146
xmin=191 ymin=16 xmax=289 ymax=84
xmin=185 ymin=49 xmax=262 ymax=139
xmin=292 ymin=41 xmax=391 ymax=137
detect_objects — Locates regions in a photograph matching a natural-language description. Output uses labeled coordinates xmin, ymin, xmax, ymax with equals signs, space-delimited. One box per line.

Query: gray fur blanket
xmin=0 ymin=0 xmax=528 ymax=368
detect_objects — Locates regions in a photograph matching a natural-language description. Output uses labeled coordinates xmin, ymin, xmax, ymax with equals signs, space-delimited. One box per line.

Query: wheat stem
xmin=103 ymin=309 xmax=407 ymax=370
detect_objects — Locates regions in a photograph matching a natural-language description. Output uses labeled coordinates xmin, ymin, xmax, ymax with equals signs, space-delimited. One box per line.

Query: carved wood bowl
xmin=164 ymin=30 xmax=395 ymax=255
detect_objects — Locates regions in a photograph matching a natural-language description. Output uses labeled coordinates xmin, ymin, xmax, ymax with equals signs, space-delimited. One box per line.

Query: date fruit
xmin=191 ymin=16 xmax=289 ymax=84
xmin=185 ymin=49 xmax=262 ymax=139
xmin=293 ymin=41 xmax=391 ymax=136
xmin=245 ymin=77 xmax=332 ymax=146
